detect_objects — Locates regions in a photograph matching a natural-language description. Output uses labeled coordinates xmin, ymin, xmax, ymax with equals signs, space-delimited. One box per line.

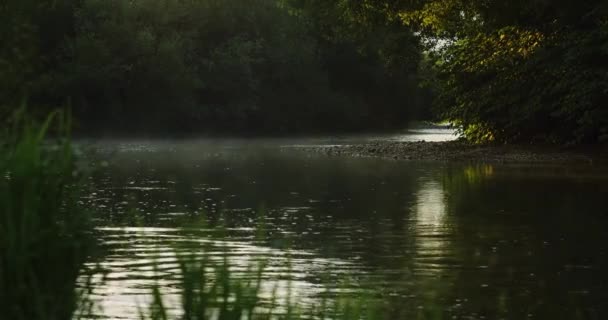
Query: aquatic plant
xmin=0 ymin=110 xmax=95 ymax=320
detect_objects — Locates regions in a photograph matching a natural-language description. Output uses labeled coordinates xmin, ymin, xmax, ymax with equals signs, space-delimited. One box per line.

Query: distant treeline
xmin=0 ymin=0 xmax=430 ymax=135
xmin=2 ymin=0 xmax=608 ymax=143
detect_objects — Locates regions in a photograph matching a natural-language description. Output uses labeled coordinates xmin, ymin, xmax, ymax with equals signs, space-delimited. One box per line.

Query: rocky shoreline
xmin=303 ymin=140 xmax=607 ymax=164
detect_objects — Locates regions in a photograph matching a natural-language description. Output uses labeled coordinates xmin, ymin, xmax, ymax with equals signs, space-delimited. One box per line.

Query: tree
xmin=354 ymin=0 xmax=608 ymax=143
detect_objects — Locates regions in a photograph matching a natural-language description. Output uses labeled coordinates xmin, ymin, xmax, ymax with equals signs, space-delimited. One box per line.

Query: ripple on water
xmin=86 ymin=227 xmax=369 ymax=319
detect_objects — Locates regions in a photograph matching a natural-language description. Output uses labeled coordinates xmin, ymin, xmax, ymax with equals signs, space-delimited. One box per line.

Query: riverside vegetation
xmin=0 ymin=111 xmax=95 ymax=320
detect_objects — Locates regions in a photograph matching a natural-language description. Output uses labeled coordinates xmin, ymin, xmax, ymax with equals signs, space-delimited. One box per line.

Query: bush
xmin=435 ymin=23 xmax=608 ymax=144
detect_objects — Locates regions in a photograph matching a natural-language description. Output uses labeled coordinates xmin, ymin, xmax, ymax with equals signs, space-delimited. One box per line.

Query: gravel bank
xmin=304 ymin=141 xmax=607 ymax=164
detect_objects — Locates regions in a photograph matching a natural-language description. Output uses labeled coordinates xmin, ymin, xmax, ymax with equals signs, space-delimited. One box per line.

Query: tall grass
xmin=0 ymin=110 xmax=95 ymax=320
xmin=141 ymin=244 xmax=385 ymax=320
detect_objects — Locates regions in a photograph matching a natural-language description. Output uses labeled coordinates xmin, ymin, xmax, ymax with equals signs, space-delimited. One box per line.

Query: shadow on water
xmin=81 ymin=139 xmax=608 ymax=319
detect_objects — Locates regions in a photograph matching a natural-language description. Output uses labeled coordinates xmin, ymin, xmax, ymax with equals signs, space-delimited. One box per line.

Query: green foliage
xmin=349 ymin=0 xmax=608 ymax=144
xmin=0 ymin=0 xmax=428 ymax=135
xmin=287 ymin=0 xmax=431 ymax=125
xmin=0 ymin=110 xmax=95 ymax=320
xmin=7 ymin=0 xmax=607 ymax=142
xmin=0 ymin=0 xmax=78 ymax=109
xmin=434 ymin=5 xmax=608 ymax=144
xmin=364 ymin=0 xmax=608 ymax=144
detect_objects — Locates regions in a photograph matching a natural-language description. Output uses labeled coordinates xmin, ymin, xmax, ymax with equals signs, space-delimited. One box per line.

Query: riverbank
xmin=304 ymin=140 xmax=608 ymax=164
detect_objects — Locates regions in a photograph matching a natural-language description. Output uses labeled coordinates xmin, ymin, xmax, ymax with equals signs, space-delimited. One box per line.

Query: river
xmin=82 ymin=129 xmax=608 ymax=319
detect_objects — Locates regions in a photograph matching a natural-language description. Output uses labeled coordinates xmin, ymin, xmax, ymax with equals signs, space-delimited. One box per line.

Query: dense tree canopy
xmin=1 ymin=0 xmax=607 ymax=143
xmin=0 ymin=0 xmax=427 ymax=135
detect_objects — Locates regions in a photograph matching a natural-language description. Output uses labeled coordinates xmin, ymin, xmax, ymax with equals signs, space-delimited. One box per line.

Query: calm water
xmin=82 ymin=130 xmax=608 ymax=319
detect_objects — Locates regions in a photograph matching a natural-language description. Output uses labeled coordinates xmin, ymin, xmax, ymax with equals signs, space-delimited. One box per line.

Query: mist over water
xmin=82 ymin=130 xmax=608 ymax=319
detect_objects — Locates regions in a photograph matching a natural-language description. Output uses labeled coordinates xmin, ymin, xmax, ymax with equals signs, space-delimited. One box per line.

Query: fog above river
xmin=80 ymin=127 xmax=458 ymax=152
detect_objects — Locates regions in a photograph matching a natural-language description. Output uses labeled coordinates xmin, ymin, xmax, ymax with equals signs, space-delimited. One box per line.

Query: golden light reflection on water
xmin=412 ymin=179 xmax=452 ymax=280
xmin=414 ymin=180 xmax=447 ymax=230
xmin=463 ymin=165 xmax=495 ymax=183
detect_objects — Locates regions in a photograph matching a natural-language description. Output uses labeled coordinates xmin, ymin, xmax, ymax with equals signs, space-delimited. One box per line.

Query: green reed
xmin=141 ymin=240 xmax=385 ymax=320
xmin=0 ymin=109 xmax=95 ymax=320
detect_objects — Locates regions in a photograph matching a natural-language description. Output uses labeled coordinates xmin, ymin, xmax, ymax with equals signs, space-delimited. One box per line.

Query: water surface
xmin=84 ymin=130 xmax=608 ymax=319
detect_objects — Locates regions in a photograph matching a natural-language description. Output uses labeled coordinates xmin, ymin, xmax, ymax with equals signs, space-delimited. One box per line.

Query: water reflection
xmin=412 ymin=179 xmax=451 ymax=274
xmin=415 ymin=180 xmax=447 ymax=229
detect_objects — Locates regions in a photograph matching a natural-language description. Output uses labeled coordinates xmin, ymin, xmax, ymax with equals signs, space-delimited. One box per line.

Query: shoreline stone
xmin=301 ymin=141 xmax=608 ymax=164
